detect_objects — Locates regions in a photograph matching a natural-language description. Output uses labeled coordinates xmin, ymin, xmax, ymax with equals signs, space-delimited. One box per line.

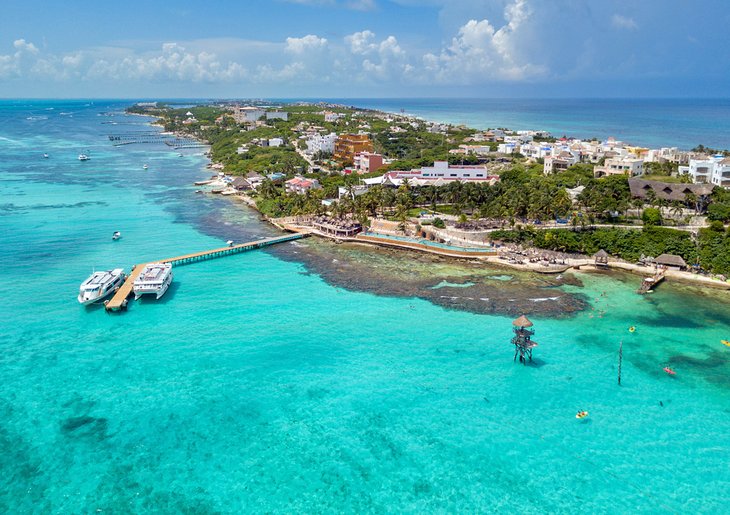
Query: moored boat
xmin=78 ymin=153 xmax=90 ymax=161
xmin=78 ymin=268 xmax=126 ymax=305
xmin=133 ymin=263 xmax=173 ymax=300
xmin=112 ymin=231 xmax=121 ymax=240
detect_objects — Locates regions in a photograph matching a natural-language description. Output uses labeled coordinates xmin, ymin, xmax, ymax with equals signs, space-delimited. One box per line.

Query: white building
xmin=594 ymin=157 xmax=644 ymax=178
xmin=504 ymin=134 xmax=533 ymax=144
xmin=306 ymin=132 xmax=337 ymax=154
xmin=645 ymin=147 xmax=680 ymax=163
xmin=266 ymin=111 xmax=288 ymax=121
xmin=457 ymin=144 xmax=492 ymax=155
xmin=685 ymin=155 xmax=730 ymax=187
xmin=268 ymin=138 xmax=284 ymax=148
xmin=232 ymin=106 xmax=265 ymax=123
xmin=497 ymin=142 xmax=519 ymax=154
xmin=338 ymin=185 xmax=369 ymax=199
xmin=323 ymin=112 xmax=344 ymax=123
xmin=520 ymin=142 xmax=554 ymax=159
xmin=419 ymin=161 xmax=494 ymax=180
xmin=600 ymin=137 xmax=625 ymax=152
xmin=544 ymin=151 xmax=580 ymax=174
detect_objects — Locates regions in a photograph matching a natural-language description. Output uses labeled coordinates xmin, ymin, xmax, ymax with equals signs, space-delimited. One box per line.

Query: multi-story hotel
xmin=334 ymin=133 xmax=373 ymax=164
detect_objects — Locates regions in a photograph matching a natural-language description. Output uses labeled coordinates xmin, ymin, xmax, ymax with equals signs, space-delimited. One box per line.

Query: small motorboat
xmin=43 ymin=153 xmax=49 ymax=158
xmin=112 ymin=231 xmax=121 ymax=240
xmin=143 ymin=164 xmax=149 ymax=170
xmin=663 ymin=367 xmax=676 ymax=376
xmin=721 ymin=339 xmax=730 ymax=348
xmin=227 ymin=240 xmax=234 ymax=247
xmin=78 ymin=153 xmax=90 ymax=161
xmin=576 ymin=411 xmax=589 ymax=419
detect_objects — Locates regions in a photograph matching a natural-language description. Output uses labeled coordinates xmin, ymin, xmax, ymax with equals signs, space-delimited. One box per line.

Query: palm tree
xmin=259 ymin=178 xmax=278 ymax=200
xmin=669 ymin=200 xmax=684 ymax=226
xmin=631 ymin=197 xmax=645 ymax=220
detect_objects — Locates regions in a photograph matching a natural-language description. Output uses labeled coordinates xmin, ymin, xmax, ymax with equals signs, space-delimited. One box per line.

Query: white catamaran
xmin=78 ymin=268 xmax=126 ymax=305
xmin=133 ymin=263 xmax=173 ymax=300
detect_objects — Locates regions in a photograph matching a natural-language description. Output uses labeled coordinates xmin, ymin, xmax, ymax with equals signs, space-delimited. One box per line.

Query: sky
xmin=1 ymin=0 xmax=729 ymax=98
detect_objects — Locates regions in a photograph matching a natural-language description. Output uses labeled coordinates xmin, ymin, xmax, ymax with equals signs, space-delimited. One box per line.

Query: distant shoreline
xmin=134 ymin=103 xmax=730 ymax=293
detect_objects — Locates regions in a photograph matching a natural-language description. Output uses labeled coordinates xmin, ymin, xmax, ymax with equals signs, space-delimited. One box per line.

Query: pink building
xmin=285 ymin=176 xmax=321 ymax=194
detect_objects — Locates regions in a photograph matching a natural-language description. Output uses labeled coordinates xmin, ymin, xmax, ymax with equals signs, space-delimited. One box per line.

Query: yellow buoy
xmin=629 ymin=326 xmax=636 ymax=333
xmin=721 ymin=339 xmax=730 ymax=348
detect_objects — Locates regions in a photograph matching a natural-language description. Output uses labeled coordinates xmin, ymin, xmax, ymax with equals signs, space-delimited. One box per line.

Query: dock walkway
xmin=638 ymin=268 xmax=667 ymax=294
xmin=105 ymin=233 xmax=308 ymax=312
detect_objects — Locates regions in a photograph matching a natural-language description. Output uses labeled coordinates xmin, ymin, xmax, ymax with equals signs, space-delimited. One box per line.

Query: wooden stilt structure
xmin=511 ymin=315 xmax=538 ymax=365
xmin=618 ymin=341 xmax=623 ymax=386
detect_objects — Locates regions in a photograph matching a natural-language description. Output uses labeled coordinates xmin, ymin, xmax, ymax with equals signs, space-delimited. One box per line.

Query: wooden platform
xmin=637 ymin=269 xmax=667 ymax=294
xmin=104 ymin=233 xmax=308 ymax=312
xmin=104 ymin=263 xmax=148 ymax=311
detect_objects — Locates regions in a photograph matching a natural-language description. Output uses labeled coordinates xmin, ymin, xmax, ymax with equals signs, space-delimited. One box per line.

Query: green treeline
xmin=491 ymin=224 xmax=730 ymax=275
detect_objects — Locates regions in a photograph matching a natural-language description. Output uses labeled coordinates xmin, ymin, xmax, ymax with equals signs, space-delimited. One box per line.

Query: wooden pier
xmin=104 ymin=233 xmax=308 ymax=312
xmin=107 ymin=132 xmax=203 ymax=148
xmin=637 ymin=268 xmax=666 ymax=294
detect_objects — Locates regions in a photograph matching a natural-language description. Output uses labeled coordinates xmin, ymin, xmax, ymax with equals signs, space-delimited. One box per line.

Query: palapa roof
xmin=230 ymin=177 xmax=248 ymax=188
xmin=655 ymin=253 xmax=687 ymax=267
xmin=593 ymin=249 xmax=609 ymax=259
xmin=512 ymin=315 xmax=533 ymax=327
xmin=628 ymin=178 xmax=714 ymax=202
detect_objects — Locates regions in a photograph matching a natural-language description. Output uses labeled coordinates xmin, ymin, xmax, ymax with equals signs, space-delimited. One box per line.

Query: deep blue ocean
xmin=322 ymin=98 xmax=730 ymax=150
xmin=1 ymin=99 xmax=729 ymax=512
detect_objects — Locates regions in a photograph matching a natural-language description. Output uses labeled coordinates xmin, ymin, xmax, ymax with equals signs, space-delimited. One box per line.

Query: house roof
xmin=655 ymin=254 xmax=687 ymax=267
xmin=593 ymin=249 xmax=609 ymax=259
xmin=628 ymin=178 xmax=713 ymax=202
xmin=512 ymin=315 xmax=534 ymax=327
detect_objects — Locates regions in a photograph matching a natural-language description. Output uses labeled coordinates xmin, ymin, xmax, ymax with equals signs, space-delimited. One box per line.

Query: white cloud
xmin=344 ymin=30 xmax=406 ymax=80
xmin=13 ymin=38 xmax=39 ymax=55
xmin=345 ymin=30 xmax=374 ymax=55
xmin=422 ymin=0 xmax=547 ymax=82
xmin=0 ymin=40 xmax=249 ymax=83
xmin=611 ymin=14 xmax=638 ymax=31
xmin=285 ymin=35 xmax=328 ymax=54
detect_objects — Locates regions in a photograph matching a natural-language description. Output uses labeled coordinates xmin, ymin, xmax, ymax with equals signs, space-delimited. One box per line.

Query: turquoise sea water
xmin=322 ymin=98 xmax=730 ymax=150
xmin=1 ymin=100 xmax=729 ymax=512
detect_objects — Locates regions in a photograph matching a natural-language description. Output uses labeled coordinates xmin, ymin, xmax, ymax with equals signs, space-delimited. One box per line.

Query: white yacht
xmin=78 ymin=268 xmax=126 ymax=305
xmin=143 ymin=164 xmax=149 ymax=170
xmin=78 ymin=153 xmax=90 ymax=161
xmin=43 ymin=153 xmax=49 ymax=159
xmin=133 ymin=263 xmax=173 ymax=300
xmin=112 ymin=231 xmax=121 ymax=240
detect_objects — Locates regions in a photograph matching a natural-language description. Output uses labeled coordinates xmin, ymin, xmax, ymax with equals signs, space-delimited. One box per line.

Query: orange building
xmin=334 ymin=133 xmax=373 ymax=165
